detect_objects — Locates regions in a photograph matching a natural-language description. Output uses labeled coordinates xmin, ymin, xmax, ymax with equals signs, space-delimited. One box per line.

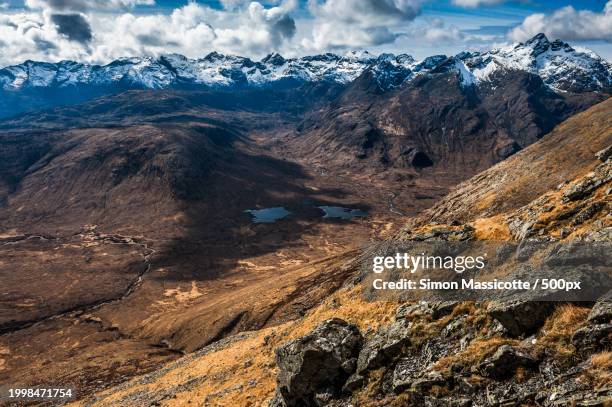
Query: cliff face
xmin=73 ymin=92 xmax=612 ymax=407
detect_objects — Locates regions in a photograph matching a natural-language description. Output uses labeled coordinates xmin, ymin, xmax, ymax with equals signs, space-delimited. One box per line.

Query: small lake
xmin=318 ymin=206 xmax=368 ymax=219
xmin=245 ymin=207 xmax=291 ymax=223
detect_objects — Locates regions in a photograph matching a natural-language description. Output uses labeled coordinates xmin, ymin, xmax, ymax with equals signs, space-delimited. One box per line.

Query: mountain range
xmin=0 ymin=33 xmax=610 ymax=119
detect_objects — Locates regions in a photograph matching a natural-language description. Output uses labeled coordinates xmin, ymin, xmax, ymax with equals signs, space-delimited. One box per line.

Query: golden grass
xmin=433 ymin=336 xmax=518 ymax=374
xmin=581 ymin=352 xmax=612 ymax=390
xmin=73 ymin=285 xmax=399 ymax=407
xmin=471 ymin=215 xmax=512 ymax=241
xmin=534 ymin=304 xmax=590 ymax=363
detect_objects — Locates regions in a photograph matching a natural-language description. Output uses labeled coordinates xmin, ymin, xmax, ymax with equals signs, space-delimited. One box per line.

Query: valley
xmin=0 ymin=116 xmax=452 ymax=399
xmin=0 ymin=32 xmax=610 ymax=405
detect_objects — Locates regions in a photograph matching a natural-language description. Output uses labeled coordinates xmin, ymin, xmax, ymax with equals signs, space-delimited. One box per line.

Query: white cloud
xmin=408 ymin=17 xmax=465 ymax=44
xmin=302 ymin=0 xmax=421 ymax=51
xmin=509 ymin=1 xmax=612 ymax=43
xmin=25 ymin=0 xmax=155 ymax=12
xmin=451 ymin=0 xmax=506 ymax=8
xmin=0 ymin=1 xmax=299 ymax=66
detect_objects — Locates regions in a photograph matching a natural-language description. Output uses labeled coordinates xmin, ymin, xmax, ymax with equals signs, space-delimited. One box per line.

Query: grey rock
xmin=356 ymin=319 xmax=410 ymax=374
xmin=562 ymin=162 xmax=612 ymax=202
xmin=572 ymin=202 xmax=606 ymax=226
xmin=268 ymin=390 xmax=286 ymax=407
xmin=410 ymin=370 xmax=447 ymax=391
xmin=487 ymin=300 xmax=555 ymax=337
xmin=392 ymin=357 xmax=418 ymax=393
xmin=476 ymin=345 xmax=538 ymax=380
xmin=595 ymin=145 xmax=612 ymax=162
xmin=396 ymin=302 xmax=430 ymax=319
xmin=451 ymin=399 xmax=473 ymax=407
xmin=442 ymin=316 xmax=465 ymax=338
xmin=431 ymin=301 xmax=459 ymax=319
xmin=410 ymin=225 xmax=475 ymax=242
xmin=272 ymin=318 xmax=363 ymax=407
xmin=341 ymin=373 xmax=364 ymax=394
xmin=572 ymin=323 xmax=612 ymax=351
xmin=588 ymin=292 xmax=612 ymax=324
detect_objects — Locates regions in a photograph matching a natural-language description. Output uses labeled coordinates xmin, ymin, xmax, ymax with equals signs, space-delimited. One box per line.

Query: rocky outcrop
xmin=476 ymin=345 xmax=538 ymax=380
xmin=572 ymin=323 xmax=612 ymax=351
xmin=356 ymin=319 xmax=410 ymax=374
xmin=487 ymin=300 xmax=555 ymax=337
xmin=588 ymin=293 xmax=612 ymax=324
xmin=270 ymin=318 xmax=363 ymax=407
xmin=562 ymin=154 xmax=611 ymax=203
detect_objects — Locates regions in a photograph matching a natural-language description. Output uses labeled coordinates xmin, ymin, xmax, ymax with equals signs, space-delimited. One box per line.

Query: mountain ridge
xmin=1 ymin=34 xmax=610 ymax=94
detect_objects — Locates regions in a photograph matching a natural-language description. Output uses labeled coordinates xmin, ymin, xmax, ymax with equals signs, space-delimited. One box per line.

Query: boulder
xmin=341 ymin=373 xmax=364 ymax=393
xmin=431 ymin=301 xmax=459 ymax=319
xmin=356 ymin=319 xmax=410 ymax=374
xmin=588 ymin=293 xmax=612 ymax=324
xmin=572 ymin=323 xmax=612 ymax=351
xmin=272 ymin=318 xmax=363 ymax=407
xmin=476 ymin=345 xmax=538 ymax=380
xmin=595 ymin=145 xmax=612 ymax=162
xmin=392 ymin=357 xmax=419 ymax=393
xmin=487 ymin=300 xmax=555 ymax=337
xmin=410 ymin=370 xmax=447 ymax=391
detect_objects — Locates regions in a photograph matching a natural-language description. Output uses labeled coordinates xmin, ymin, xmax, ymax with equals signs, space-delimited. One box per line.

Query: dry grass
xmin=471 ymin=216 xmax=512 ymax=241
xmin=581 ymin=352 xmax=612 ymax=390
xmin=535 ymin=304 xmax=590 ymax=361
xmin=433 ymin=336 xmax=518 ymax=374
xmin=72 ymin=285 xmax=400 ymax=407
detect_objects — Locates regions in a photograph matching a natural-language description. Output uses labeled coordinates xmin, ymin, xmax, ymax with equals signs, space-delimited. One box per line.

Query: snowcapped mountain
xmin=1 ymin=34 xmax=609 ymax=95
xmin=0 ymin=50 xmax=414 ymax=91
xmin=459 ymin=33 xmax=612 ymax=93
xmin=0 ymin=33 xmax=610 ymax=123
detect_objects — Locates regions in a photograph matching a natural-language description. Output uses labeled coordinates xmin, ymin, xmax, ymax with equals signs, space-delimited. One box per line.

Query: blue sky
xmin=0 ymin=0 xmax=610 ymax=65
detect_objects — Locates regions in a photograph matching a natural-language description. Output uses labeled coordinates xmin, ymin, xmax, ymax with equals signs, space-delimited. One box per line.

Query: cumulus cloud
xmin=50 ymin=13 xmax=92 ymax=43
xmin=214 ymin=1 xmax=297 ymax=53
xmin=509 ymin=1 xmax=612 ymax=43
xmin=409 ymin=17 xmax=465 ymax=44
xmin=302 ymin=0 xmax=421 ymax=50
xmin=309 ymin=0 xmax=420 ymax=26
xmin=25 ymin=0 xmax=154 ymax=12
xmin=0 ymin=12 xmax=90 ymax=64
xmin=451 ymin=0 xmax=506 ymax=8
xmin=0 ymin=0 xmax=300 ymax=66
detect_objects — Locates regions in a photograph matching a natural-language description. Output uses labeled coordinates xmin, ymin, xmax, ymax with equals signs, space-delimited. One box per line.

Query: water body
xmin=245 ymin=207 xmax=291 ymax=223
xmin=318 ymin=206 xmax=367 ymax=219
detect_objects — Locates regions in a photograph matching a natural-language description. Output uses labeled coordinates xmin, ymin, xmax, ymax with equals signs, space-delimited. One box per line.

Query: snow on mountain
xmin=0 ymin=34 xmax=610 ymax=93
xmin=459 ymin=33 xmax=612 ymax=93
xmin=0 ymin=51 xmax=381 ymax=91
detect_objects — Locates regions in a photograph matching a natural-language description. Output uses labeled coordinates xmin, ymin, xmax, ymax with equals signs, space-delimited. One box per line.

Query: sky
xmin=0 ymin=0 xmax=610 ymax=66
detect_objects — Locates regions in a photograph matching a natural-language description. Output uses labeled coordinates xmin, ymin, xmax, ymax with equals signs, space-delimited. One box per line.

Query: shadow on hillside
xmin=152 ymin=145 xmax=371 ymax=283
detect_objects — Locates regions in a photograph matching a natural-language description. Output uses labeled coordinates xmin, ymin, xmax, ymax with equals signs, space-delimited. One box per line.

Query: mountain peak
xmin=261 ymin=53 xmax=286 ymax=66
xmin=524 ymin=32 xmax=549 ymax=46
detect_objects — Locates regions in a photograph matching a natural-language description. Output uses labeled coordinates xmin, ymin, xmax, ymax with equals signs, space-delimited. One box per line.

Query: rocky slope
xmin=71 ymin=82 xmax=612 ymax=407
xmin=291 ymin=35 xmax=609 ymax=177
